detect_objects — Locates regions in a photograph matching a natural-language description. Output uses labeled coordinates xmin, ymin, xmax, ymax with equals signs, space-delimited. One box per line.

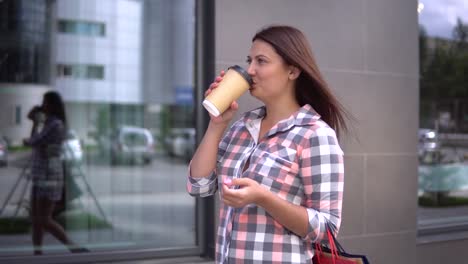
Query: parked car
xmin=62 ymin=130 xmax=84 ymax=165
xmin=99 ymin=126 xmax=155 ymax=165
xmin=164 ymin=128 xmax=195 ymax=160
xmin=0 ymin=135 xmax=8 ymax=167
xmin=418 ymin=128 xmax=441 ymax=164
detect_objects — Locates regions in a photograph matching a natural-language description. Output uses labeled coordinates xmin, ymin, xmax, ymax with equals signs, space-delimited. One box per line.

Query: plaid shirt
xmin=187 ymin=104 xmax=344 ymax=263
xmin=26 ymin=116 xmax=66 ymax=192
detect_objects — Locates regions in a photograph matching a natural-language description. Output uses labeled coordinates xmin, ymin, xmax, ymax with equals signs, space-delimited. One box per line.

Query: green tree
xmin=419 ymin=25 xmax=428 ymax=71
xmin=449 ymin=18 xmax=468 ymax=97
xmin=453 ymin=17 xmax=468 ymax=52
xmin=420 ymin=17 xmax=468 ymax=100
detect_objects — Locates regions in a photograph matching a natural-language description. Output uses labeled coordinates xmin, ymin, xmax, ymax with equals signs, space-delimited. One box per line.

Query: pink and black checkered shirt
xmin=187 ymin=104 xmax=344 ymax=263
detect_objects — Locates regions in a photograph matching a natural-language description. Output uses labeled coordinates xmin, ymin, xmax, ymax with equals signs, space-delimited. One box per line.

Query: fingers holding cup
xmin=202 ymin=66 xmax=252 ymax=118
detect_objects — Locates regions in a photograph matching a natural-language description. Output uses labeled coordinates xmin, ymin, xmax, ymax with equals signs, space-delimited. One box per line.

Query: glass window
xmin=57 ymin=64 xmax=105 ymax=80
xmin=72 ymin=65 xmax=87 ymax=79
xmin=0 ymin=0 xmax=48 ymax=84
xmin=0 ymin=0 xmax=197 ymax=259
xmin=87 ymin=65 xmax=104 ymax=80
xmin=98 ymin=24 xmax=105 ymax=36
xmin=75 ymin=22 xmax=89 ymax=35
xmin=58 ymin=20 xmax=74 ymax=33
xmin=63 ymin=65 xmax=72 ymax=77
xmin=418 ymin=1 xmax=468 ymax=233
xmin=15 ymin=106 xmax=21 ymax=125
xmin=122 ymin=132 xmax=148 ymax=147
xmin=57 ymin=20 xmax=106 ymax=37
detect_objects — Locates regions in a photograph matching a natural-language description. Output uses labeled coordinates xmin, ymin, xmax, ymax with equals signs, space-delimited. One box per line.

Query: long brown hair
xmin=253 ymin=25 xmax=351 ymax=139
xmin=43 ymin=91 xmax=68 ymax=128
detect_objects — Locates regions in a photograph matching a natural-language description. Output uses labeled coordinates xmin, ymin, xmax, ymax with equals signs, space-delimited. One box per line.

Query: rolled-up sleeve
xmin=186 ymin=169 xmax=218 ymax=197
xmin=299 ymin=126 xmax=344 ymax=243
xmin=186 ymin=129 xmax=231 ymax=197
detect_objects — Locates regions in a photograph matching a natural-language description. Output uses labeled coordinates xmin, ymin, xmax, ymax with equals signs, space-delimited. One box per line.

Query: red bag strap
xmin=315 ymin=229 xmax=338 ymax=264
xmin=326 ymin=228 xmax=338 ymax=264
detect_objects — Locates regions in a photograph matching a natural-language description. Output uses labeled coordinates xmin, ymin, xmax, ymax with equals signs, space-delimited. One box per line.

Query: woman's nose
xmin=247 ymin=63 xmax=255 ymax=76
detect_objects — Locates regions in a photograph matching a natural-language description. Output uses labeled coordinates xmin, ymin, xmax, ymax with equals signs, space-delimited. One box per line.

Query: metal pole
xmin=195 ymin=0 xmax=215 ymax=259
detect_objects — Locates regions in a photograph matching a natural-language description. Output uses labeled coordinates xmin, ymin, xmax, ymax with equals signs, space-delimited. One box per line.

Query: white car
xmin=0 ymin=135 xmax=8 ymax=167
xmin=62 ymin=130 xmax=84 ymax=165
xmin=418 ymin=128 xmax=441 ymax=164
xmin=165 ymin=128 xmax=195 ymax=160
xmin=99 ymin=126 xmax=155 ymax=165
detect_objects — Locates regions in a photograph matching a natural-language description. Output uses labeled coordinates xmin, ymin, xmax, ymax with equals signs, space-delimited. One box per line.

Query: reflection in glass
xmin=0 ymin=0 xmax=197 ymax=257
xmin=0 ymin=0 xmax=48 ymax=84
xmin=58 ymin=20 xmax=106 ymax=37
xmin=25 ymin=91 xmax=90 ymax=255
xmin=418 ymin=2 xmax=468 ymax=225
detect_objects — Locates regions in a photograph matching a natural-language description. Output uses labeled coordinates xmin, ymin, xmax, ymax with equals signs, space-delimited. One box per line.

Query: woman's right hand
xmin=205 ymin=70 xmax=239 ymax=125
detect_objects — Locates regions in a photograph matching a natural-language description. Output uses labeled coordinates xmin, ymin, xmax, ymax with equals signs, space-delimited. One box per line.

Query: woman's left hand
xmin=222 ymin=178 xmax=265 ymax=208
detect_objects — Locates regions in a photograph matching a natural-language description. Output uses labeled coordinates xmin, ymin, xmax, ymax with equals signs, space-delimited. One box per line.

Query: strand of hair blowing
xmin=253 ymin=26 xmax=351 ymax=139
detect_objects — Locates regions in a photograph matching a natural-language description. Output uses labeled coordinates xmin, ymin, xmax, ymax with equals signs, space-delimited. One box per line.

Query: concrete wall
xmin=215 ymin=0 xmax=422 ymax=263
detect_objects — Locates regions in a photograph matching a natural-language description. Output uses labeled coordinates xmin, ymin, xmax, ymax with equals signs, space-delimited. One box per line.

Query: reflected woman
xmin=24 ymin=91 xmax=88 ymax=255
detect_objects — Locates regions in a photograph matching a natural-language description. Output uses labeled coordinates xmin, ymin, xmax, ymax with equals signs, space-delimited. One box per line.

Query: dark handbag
xmin=312 ymin=222 xmax=370 ymax=264
xmin=65 ymin=173 xmax=82 ymax=201
xmin=53 ymin=161 xmax=83 ymax=217
xmin=63 ymin=160 xmax=83 ymax=202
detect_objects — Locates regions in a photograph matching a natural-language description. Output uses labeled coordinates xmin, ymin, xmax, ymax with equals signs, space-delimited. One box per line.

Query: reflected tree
xmin=419 ymin=18 xmax=468 ymax=131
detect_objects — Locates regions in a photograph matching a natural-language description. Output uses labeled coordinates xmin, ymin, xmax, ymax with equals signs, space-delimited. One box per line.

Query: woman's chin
xmin=248 ymin=90 xmax=263 ymax=101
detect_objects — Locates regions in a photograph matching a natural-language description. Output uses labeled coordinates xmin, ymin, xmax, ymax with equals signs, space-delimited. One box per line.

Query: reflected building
xmin=142 ymin=0 xmax=195 ymax=132
xmin=50 ymin=0 xmax=195 ymax=146
xmin=0 ymin=0 xmax=50 ymax=84
xmin=0 ymin=0 xmax=51 ymax=145
xmin=0 ymin=0 xmax=195 ymax=146
xmin=0 ymin=0 xmax=199 ymax=260
xmin=50 ymin=0 xmax=144 ymax=144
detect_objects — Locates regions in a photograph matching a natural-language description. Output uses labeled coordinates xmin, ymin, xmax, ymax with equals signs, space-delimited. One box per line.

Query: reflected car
xmin=0 ymin=135 xmax=8 ymax=167
xmin=99 ymin=126 xmax=155 ymax=165
xmin=418 ymin=128 xmax=441 ymax=164
xmin=165 ymin=128 xmax=195 ymax=160
xmin=62 ymin=130 xmax=84 ymax=165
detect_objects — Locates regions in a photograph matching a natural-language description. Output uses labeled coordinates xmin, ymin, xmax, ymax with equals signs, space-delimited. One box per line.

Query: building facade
xmin=51 ymin=0 xmax=144 ymax=144
xmin=0 ymin=0 xmax=52 ymax=146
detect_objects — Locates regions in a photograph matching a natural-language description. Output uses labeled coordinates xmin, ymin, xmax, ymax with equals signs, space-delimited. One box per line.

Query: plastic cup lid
xmin=229 ymin=65 xmax=253 ymax=85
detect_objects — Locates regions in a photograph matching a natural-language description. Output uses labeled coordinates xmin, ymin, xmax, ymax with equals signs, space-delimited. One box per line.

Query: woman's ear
xmin=288 ymin=66 xmax=301 ymax=80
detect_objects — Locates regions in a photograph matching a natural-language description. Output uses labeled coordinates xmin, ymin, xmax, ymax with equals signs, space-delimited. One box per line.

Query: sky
xmin=418 ymin=0 xmax=468 ymax=39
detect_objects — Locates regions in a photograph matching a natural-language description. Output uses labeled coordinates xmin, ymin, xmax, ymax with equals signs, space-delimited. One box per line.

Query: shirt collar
xmin=242 ymin=104 xmax=321 ymax=137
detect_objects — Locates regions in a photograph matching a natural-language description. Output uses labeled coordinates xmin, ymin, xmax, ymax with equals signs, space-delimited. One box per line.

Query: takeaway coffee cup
xmin=203 ymin=65 xmax=253 ymax=117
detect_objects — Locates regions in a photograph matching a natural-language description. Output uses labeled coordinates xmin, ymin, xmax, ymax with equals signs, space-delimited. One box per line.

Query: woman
xmin=187 ymin=25 xmax=350 ymax=263
xmin=24 ymin=91 xmax=88 ymax=255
